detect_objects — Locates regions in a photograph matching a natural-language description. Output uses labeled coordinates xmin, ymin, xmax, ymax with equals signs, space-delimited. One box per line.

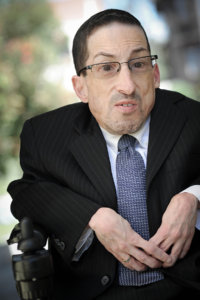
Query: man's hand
xmin=89 ymin=207 xmax=171 ymax=271
xmin=150 ymin=192 xmax=198 ymax=268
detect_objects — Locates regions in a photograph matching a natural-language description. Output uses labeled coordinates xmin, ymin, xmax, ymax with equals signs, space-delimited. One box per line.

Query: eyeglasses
xmin=78 ymin=55 xmax=158 ymax=79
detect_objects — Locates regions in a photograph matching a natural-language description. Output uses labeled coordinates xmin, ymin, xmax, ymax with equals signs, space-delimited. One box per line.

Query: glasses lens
xmin=93 ymin=62 xmax=119 ymax=78
xmin=128 ymin=56 xmax=153 ymax=73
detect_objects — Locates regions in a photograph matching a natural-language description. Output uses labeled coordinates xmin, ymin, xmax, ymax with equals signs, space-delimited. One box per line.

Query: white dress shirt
xmin=73 ymin=117 xmax=200 ymax=260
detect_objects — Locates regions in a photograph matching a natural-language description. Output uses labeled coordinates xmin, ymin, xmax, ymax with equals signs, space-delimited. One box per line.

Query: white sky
xmin=103 ymin=0 xmax=169 ymax=43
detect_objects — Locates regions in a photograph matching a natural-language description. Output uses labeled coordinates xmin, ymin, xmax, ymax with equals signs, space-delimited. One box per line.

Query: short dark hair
xmin=72 ymin=8 xmax=151 ymax=75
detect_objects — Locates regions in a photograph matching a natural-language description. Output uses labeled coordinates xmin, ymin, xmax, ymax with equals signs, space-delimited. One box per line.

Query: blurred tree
xmin=0 ymin=0 xmax=69 ymax=180
xmin=153 ymin=0 xmax=200 ymax=100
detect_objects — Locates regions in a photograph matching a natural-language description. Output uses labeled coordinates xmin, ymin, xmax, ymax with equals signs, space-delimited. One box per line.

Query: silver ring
xmin=122 ymin=255 xmax=131 ymax=263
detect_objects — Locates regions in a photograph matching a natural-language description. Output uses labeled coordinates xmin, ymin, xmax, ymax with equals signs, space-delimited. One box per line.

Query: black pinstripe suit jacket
xmin=8 ymin=88 xmax=200 ymax=299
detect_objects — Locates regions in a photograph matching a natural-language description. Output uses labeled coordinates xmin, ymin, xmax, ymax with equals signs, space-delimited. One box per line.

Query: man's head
xmin=72 ymin=9 xmax=160 ymax=135
xmin=72 ymin=9 xmax=151 ymax=75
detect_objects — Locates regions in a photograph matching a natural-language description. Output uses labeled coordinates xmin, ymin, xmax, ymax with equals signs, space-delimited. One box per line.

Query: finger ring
xmin=122 ymin=255 xmax=131 ymax=263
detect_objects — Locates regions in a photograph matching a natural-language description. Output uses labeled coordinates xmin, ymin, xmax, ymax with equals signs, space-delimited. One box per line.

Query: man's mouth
xmin=120 ymin=104 xmax=134 ymax=107
xmin=115 ymin=101 xmax=137 ymax=113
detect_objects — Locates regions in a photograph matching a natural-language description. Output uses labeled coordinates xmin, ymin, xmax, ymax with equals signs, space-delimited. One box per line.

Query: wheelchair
xmin=7 ymin=218 xmax=54 ymax=300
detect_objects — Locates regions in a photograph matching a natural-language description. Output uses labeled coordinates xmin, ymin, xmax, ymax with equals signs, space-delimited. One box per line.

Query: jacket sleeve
xmin=7 ymin=119 xmax=100 ymax=262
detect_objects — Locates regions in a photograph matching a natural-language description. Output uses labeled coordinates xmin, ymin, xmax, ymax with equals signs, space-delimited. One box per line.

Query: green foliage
xmin=0 ymin=0 xmax=69 ymax=179
xmin=1 ymin=0 xmax=54 ymax=39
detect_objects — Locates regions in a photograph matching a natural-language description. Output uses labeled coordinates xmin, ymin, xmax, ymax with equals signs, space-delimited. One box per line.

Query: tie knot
xmin=118 ymin=134 xmax=136 ymax=151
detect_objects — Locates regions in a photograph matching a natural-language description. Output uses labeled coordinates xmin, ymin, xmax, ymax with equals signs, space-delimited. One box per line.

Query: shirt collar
xmin=100 ymin=116 xmax=150 ymax=154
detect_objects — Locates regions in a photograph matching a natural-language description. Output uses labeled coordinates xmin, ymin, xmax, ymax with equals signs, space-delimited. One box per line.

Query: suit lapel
xmin=70 ymin=112 xmax=117 ymax=209
xmin=146 ymin=89 xmax=188 ymax=191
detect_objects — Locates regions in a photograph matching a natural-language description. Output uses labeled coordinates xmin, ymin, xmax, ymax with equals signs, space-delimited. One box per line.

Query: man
xmin=8 ymin=9 xmax=200 ymax=300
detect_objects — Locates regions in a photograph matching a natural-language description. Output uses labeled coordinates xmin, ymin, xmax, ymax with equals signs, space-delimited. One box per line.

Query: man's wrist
xmin=181 ymin=185 xmax=200 ymax=203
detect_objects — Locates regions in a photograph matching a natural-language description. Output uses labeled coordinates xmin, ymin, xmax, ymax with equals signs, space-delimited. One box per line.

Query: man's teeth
xmin=121 ymin=104 xmax=133 ymax=107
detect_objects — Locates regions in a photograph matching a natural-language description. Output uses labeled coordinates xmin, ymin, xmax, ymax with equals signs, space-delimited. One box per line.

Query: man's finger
xmin=162 ymin=240 xmax=184 ymax=267
xmin=124 ymin=256 xmax=148 ymax=271
xmin=129 ymin=246 xmax=163 ymax=268
xmin=138 ymin=239 xmax=172 ymax=264
xmin=113 ymin=252 xmax=147 ymax=271
xmin=179 ymin=236 xmax=193 ymax=259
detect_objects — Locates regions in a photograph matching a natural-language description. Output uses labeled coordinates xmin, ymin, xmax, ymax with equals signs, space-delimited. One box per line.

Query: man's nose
xmin=115 ymin=64 xmax=136 ymax=95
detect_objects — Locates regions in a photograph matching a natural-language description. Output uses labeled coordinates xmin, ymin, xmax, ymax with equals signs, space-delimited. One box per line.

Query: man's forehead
xmin=86 ymin=23 xmax=149 ymax=61
xmin=88 ymin=22 xmax=146 ymax=42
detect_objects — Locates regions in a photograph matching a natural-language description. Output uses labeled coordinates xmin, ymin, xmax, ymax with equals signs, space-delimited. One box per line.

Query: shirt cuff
xmin=181 ymin=185 xmax=200 ymax=201
xmin=72 ymin=226 xmax=94 ymax=262
xmin=181 ymin=185 xmax=200 ymax=230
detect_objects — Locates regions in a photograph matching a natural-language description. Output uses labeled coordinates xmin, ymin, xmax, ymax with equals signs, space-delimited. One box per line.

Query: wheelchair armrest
xmin=7 ymin=218 xmax=54 ymax=300
xmin=7 ymin=218 xmax=48 ymax=251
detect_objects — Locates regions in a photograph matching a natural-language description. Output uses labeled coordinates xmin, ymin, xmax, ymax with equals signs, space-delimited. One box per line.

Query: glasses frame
xmin=78 ymin=55 xmax=158 ymax=77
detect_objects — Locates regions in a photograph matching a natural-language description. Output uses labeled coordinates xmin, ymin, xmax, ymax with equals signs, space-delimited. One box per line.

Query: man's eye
xmin=134 ymin=62 xmax=145 ymax=68
xmin=99 ymin=64 xmax=115 ymax=72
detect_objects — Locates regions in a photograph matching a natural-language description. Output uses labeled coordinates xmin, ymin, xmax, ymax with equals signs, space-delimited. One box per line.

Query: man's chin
xmin=104 ymin=120 xmax=145 ymax=135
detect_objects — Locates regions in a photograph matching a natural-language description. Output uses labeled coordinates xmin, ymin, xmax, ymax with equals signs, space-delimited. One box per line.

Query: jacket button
xmin=101 ymin=275 xmax=110 ymax=286
xmin=54 ymin=238 xmax=65 ymax=251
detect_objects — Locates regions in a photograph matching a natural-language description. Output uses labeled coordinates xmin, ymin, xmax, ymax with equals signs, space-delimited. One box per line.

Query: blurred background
xmin=0 ymin=0 xmax=200 ymax=299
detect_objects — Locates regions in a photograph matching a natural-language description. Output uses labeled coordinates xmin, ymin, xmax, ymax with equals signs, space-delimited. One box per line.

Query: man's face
xmin=72 ymin=22 xmax=160 ymax=135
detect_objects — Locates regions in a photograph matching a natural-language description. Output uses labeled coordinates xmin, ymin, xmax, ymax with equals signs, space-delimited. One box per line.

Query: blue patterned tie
xmin=116 ymin=134 xmax=164 ymax=286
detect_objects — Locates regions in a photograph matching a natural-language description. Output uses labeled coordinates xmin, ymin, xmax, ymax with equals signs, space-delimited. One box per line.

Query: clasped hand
xmin=89 ymin=192 xmax=198 ymax=271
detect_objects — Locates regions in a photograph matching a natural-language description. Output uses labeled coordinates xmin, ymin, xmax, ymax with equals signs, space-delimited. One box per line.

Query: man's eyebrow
xmin=130 ymin=47 xmax=149 ymax=56
xmin=93 ymin=52 xmax=115 ymax=60
xmin=93 ymin=47 xmax=149 ymax=60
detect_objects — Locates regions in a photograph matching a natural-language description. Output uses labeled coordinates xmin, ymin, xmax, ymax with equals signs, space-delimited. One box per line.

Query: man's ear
xmin=72 ymin=75 xmax=88 ymax=103
xmin=153 ymin=64 xmax=160 ymax=88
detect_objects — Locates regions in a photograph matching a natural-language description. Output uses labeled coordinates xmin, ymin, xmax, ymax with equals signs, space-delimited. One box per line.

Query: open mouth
xmin=120 ymin=104 xmax=134 ymax=107
xmin=115 ymin=101 xmax=137 ymax=113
